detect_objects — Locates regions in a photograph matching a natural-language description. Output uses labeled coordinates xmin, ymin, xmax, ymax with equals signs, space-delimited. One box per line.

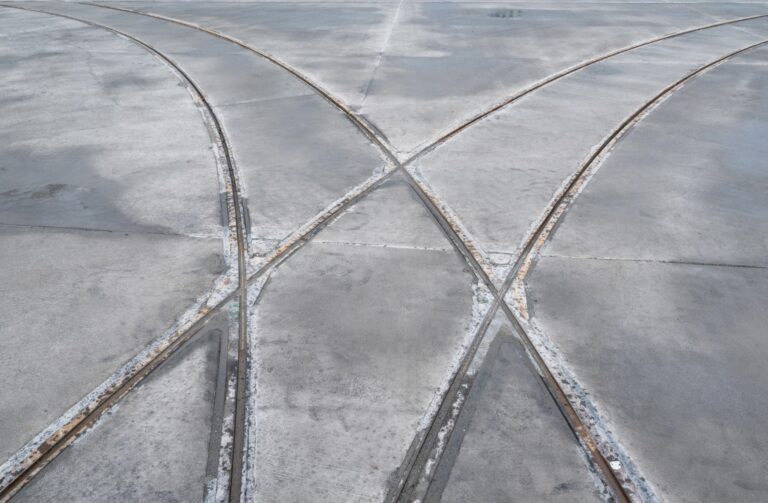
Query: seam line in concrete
xmin=313 ymin=240 xmax=454 ymax=252
xmin=358 ymin=0 xmax=406 ymax=108
xmin=540 ymin=254 xmax=768 ymax=270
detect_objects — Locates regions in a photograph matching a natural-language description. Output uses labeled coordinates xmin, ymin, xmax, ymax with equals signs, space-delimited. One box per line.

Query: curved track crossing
xmin=2 ymin=3 xmax=767 ymax=502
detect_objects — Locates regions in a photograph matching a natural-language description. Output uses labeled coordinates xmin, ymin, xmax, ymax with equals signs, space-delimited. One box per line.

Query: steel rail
xmin=89 ymin=3 xmax=644 ymax=493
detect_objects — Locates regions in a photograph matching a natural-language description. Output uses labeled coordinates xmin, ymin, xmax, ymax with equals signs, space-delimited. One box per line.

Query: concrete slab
xmin=245 ymin=179 xmax=480 ymax=501
xmin=414 ymin=19 xmax=768 ymax=280
xmin=678 ymin=2 xmax=768 ymax=22
xmin=528 ymin=258 xmax=768 ymax=503
xmin=214 ymin=95 xmax=385 ymax=248
xmin=546 ymin=45 xmax=768 ymax=267
xmin=0 ymin=228 xmax=224 ymax=463
xmin=107 ymin=1 xmax=402 ymax=107
xmin=13 ymin=311 xmax=227 ymax=503
xmin=0 ymin=9 xmax=221 ymax=236
xmin=434 ymin=323 xmax=602 ymax=503
xmin=333 ymin=2 xmax=723 ymax=155
xmin=527 ymin=46 xmax=768 ymax=503
xmin=0 ymin=10 xmax=224 ymax=461
xmin=317 ymin=173 xmax=452 ymax=250
xmin=0 ymin=6 xmax=80 ymax=37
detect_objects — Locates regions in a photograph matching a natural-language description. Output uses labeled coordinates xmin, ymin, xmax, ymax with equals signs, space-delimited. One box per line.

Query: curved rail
xmin=0 ymin=5 xmax=249 ymax=502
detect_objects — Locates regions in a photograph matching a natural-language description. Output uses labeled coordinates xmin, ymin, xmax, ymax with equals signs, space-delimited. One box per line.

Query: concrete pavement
xmin=1 ymin=2 xmax=767 ymax=502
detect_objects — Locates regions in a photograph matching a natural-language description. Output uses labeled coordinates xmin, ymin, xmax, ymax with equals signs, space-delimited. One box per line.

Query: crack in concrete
xmin=358 ymin=0 xmax=406 ymax=109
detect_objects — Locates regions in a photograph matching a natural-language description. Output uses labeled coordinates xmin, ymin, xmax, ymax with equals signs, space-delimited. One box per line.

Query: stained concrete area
xmin=28 ymin=0 xmax=389 ymax=254
xmin=2 ymin=1 xmax=768 ymax=502
xmin=0 ymin=8 xmax=224 ymax=462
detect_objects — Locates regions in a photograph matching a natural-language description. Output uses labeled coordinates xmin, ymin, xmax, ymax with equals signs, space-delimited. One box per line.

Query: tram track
xmin=391 ymin=39 xmax=768 ymax=503
xmin=2 ymin=3 xmax=767 ymax=502
xmin=0 ymin=5 xmax=404 ymax=501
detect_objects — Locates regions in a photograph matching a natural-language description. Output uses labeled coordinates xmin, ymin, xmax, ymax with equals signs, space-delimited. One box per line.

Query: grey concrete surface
xmin=0 ymin=9 xmax=224 ymax=461
xmin=3 ymin=1 xmax=768 ymax=502
xmin=101 ymin=1 xmax=750 ymax=155
xmin=0 ymin=228 xmax=223 ymax=461
xmin=215 ymin=95 xmax=386 ymax=250
xmin=32 ymin=1 xmax=389 ymax=252
xmin=414 ymin=18 xmax=768 ymax=279
xmin=435 ymin=324 xmax=602 ymax=503
xmin=13 ymin=312 xmax=227 ymax=502
xmin=528 ymin=47 xmax=768 ymax=502
xmin=246 ymin=176 xmax=479 ymax=501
